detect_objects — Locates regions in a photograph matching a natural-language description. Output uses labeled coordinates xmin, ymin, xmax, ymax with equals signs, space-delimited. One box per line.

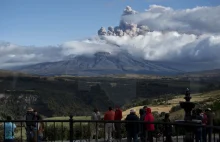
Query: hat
xmin=130 ymin=109 xmax=135 ymax=113
xmin=27 ymin=107 xmax=33 ymax=111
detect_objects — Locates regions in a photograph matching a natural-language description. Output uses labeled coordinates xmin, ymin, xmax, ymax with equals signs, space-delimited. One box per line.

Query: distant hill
xmin=182 ymin=69 xmax=220 ymax=77
xmin=0 ymin=69 xmax=32 ymax=77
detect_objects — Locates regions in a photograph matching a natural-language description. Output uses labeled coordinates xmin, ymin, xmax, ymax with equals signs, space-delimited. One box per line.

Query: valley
xmin=0 ymin=69 xmax=220 ymax=119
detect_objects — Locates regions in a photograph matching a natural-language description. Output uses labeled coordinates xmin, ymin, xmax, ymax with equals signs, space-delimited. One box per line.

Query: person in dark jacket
xmin=125 ymin=109 xmax=139 ymax=142
xmin=205 ymin=108 xmax=214 ymax=142
xmin=144 ymin=108 xmax=155 ymax=142
xmin=195 ymin=109 xmax=203 ymax=142
xmin=162 ymin=113 xmax=173 ymax=142
xmin=139 ymin=108 xmax=146 ymax=142
xmin=201 ymin=109 xmax=208 ymax=142
xmin=24 ymin=107 xmax=35 ymax=142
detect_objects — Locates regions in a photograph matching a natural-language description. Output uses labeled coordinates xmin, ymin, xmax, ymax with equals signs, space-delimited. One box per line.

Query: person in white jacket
xmin=90 ymin=108 xmax=101 ymax=140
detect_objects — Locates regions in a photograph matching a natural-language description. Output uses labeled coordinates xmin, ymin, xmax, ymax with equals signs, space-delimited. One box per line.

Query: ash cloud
xmin=98 ymin=6 xmax=149 ymax=37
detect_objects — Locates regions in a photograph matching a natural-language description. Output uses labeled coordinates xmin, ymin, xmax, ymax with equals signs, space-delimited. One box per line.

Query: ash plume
xmin=98 ymin=6 xmax=149 ymax=37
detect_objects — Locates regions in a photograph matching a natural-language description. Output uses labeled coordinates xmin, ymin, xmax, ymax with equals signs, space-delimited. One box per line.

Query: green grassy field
xmin=13 ymin=116 xmax=92 ymax=140
xmin=45 ymin=116 xmax=91 ymax=120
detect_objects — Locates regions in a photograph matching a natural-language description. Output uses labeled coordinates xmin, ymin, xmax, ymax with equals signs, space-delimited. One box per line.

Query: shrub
xmin=44 ymin=124 xmax=92 ymax=141
xmin=160 ymin=112 xmax=166 ymax=117
xmin=44 ymin=125 xmax=69 ymax=140
xmin=169 ymin=105 xmax=182 ymax=113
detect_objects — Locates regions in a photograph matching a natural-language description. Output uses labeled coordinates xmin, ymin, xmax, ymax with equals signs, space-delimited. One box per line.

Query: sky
xmin=1 ymin=0 xmax=220 ymax=71
xmin=1 ymin=0 xmax=220 ymax=46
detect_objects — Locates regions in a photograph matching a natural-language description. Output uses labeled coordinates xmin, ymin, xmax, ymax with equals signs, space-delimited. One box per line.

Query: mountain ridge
xmin=12 ymin=51 xmax=183 ymax=76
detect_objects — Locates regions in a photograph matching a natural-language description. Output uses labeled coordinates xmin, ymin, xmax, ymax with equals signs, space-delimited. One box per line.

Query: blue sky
xmin=0 ymin=0 xmax=220 ymax=46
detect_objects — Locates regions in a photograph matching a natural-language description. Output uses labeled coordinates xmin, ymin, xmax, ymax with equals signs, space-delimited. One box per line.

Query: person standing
xmin=114 ymin=105 xmax=123 ymax=142
xmin=125 ymin=109 xmax=139 ymax=142
xmin=139 ymin=108 xmax=146 ymax=142
xmin=144 ymin=108 xmax=155 ymax=142
xmin=3 ymin=116 xmax=16 ymax=142
xmin=90 ymin=108 xmax=101 ymax=140
xmin=195 ymin=109 xmax=203 ymax=142
xmin=104 ymin=107 xmax=115 ymax=142
xmin=202 ymin=109 xmax=208 ymax=142
xmin=162 ymin=113 xmax=173 ymax=142
xmin=205 ymin=108 xmax=214 ymax=142
xmin=37 ymin=115 xmax=44 ymax=142
xmin=25 ymin=107 xmax=35 ymax=142
xmin=32 ymin=109 xmax=40 ymax=142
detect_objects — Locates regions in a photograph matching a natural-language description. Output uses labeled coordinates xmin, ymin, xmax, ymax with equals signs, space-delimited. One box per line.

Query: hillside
xmin=0 ymin=76 xmax=114 ymax=118
xmin=43 ymin=90 xmax=220 ymax=122
xmin=1 ymin=69 xmax=220 ymax=119
xmin=122 ymin=90 xmax=220 ymax=120
xmin=183 ymin=69 xmax=220 ymax=77
xmin=0 ymin=69 xmax=31 ymax=77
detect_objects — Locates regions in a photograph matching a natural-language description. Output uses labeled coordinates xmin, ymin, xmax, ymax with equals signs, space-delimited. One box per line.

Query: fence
xmin=0 ymin=116 xmax=220 ymax=142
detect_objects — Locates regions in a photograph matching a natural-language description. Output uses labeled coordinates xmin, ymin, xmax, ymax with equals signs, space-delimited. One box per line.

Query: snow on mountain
xmin=16 ymin=51 xmax=182 ymax=76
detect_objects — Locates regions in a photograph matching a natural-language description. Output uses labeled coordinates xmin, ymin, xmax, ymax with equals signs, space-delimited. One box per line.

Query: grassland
xmin=46 ymin=116 xmax=90 ymax=120
xmin=13 ymin=116 xmax=91 ymax=140
xmin=122 ymin=90 xmax=220 ymax=119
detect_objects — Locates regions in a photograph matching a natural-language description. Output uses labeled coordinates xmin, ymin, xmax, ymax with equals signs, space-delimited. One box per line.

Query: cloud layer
xmin=1 ymin=5 xmax=220 ymax=70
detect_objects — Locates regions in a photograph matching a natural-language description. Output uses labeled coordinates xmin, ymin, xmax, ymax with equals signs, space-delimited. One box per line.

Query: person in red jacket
xmin=144 ymin=107 xmax=155 ymax=142
xmin=104 ymin=107 xmax=115 ymax=142
xmin=114 ymin=106 xmax=123 ymax=141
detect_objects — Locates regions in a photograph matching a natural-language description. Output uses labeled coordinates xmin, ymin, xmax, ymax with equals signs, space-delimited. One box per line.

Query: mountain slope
xmin=0 ymin=69 xmax=32 ymax=77
xmin=14 ymin=52 xmax=182 ymax=76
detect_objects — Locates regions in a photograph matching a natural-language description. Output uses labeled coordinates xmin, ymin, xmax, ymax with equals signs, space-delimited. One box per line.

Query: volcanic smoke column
xmin=97 ymin=6 xmax=150 ymax=37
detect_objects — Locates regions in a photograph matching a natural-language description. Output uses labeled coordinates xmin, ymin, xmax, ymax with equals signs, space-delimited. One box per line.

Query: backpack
xmin=25 ymin=112 xmax=35 ymax=127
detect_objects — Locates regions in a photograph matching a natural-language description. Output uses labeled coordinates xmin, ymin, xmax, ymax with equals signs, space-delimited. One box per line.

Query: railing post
xmin=69 ymin=115 xmax=73 ymax=142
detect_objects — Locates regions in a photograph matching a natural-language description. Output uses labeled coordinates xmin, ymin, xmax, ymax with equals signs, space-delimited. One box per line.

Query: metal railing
xmin=0 ymin=117 xmax=220 ymax=142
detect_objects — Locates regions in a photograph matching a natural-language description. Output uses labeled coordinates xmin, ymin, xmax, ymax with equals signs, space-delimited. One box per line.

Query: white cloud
xmin=1 ymin=5 xmax=220 ymax=70
xmin=0 ymin=41 xmax=63 ymax=68
xmin=63 ymin=32 xmax=220 ymax=63
xmin=122 ymin=5 xmax=220 ymax=34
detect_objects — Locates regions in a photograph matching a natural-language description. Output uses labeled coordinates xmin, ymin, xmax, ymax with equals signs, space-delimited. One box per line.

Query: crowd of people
xmin=91 ymin=106 xmax=215 ymax=142
xmin=91 ymin=106 xmax=157 ymax=142
xmin=192 ymin=108 xmax=214 ymax=142
xmin=0 ymin=105 xmax=215 ymax=142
